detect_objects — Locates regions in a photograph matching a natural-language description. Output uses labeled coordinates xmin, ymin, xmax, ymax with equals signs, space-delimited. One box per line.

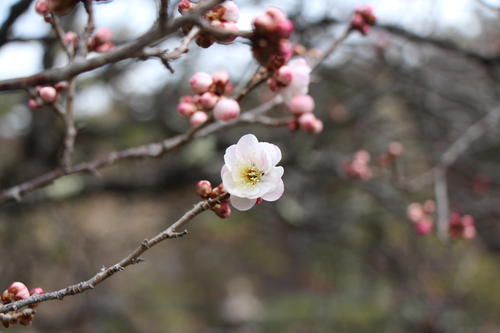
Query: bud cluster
xmin=449 ymin=213 xmax=476 ymax=240
xmin=350 ymin=5 xmax=377 ymax=36
xmin=178 ymin=70 xmax=240 ymax=127
xmin=195 ymin=181 xmax=231 ymax=218
xmin=267 ymin=58 xmax=323 ymax=134
xmin=407 ymin=200 xmax=435 ymax=236
xmin=35 ymin=0 xmax=79 ymax=19
xmin=87 ymin=28 xmax=115 ymax=53
xmin=178 ymin=0 xmax=240 ymax=48
xmin=28 ymin=82 xmax=68 ymax=109
xmin=251 ymin=7 xmax=294 ymax=71
xmin=343 ymin=150 xmax=373 ymax=180
xmin=1 ymin=282 xmax=44 ymax=328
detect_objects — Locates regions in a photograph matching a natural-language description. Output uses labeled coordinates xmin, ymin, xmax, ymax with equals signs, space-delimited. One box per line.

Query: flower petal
xmin=230 ymin=195 xmax=256 ymax=211
xmin=236 ymin=134 xmax=259 ymax=160
xmin=262 ymin=179 xmax=284 ymax=201
xmin=259 ymin=142 xmax=282 ymax=166
xmin=223 ymin=145 xmax=238 ymax=171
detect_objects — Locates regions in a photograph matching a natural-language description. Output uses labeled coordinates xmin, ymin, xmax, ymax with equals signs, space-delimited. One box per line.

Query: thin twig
xmin=434 ymin=168 xmax=449 ymax=242
xmin=0 ymin=0 xmax=226 ymax=91
xmin=312 ymin=27 xmax=352 ymax=72
xmin=49 ymin=14 xmax=72 ymax=59
xmin=0 ymin=193 xmax=228 ymax=313
xmin=0 ymin=98 xmax=282 ymax=205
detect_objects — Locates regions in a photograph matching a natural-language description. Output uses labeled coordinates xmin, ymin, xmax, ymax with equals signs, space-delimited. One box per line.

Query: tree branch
xmin=0 ymin=192 xmax=228 ymax=313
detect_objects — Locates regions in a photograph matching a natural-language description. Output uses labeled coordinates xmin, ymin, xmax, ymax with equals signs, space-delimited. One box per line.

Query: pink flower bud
xmin=190 ymin=72 xmax=213 ymax=94
xmin=200 ymin=92 xmax=219 ymax=109
xmin=290 ymin=95 xmax=315 ymax=115
xmin=220 ymin=1 xmax=239 ymax=22
xmin=276 ymin=19 xmax=294 ymax=39
xmin=214 ymin=202 xmax=231 ymax=218
xmin=407 ymin=203 xmax=424 ymax=222
xmin=35 ymin=0 xmax=49 ymax=16
xmin=415 ymin=219 xmax=433 ymax=236
xmin=7 ymin=282 xmax=30 ymax=301
xmin=212 ymin=70 xmax=230 ymax=86
xmin=276 ymin=65 xmax=293 ymax=85
xmin=355 ymin=150 xmax=370 ymax=163
xmin=388 ymin=141 xmax=403 ymax=157
xmin=178 ymin=0 xmax=195 ymax=13
xmin=196 ymin=180 xmax=212 ymax=198
xmin=311 ymin=118 xmax=324 ymax=134
xmin=213 ymin=98 xmax=240 ymax=121
xmin=298 ymin=113 xmax=316 ymax=131
xmin=28 ymin=98 xmax=41 ymax=110
xmin=64 ymin=31 xmax=78 ymax=47
xmin=177 ymin=101 xmax=197 ymax=117
xmin=190 ymin=111 xmax=209 ymax=127
xmin=464 ymin=225 xmax=476 ymax=239
xmin=94 ymin=28 xmax=113 ymax=44
xmin=38 ymin=86 xmax=58 ymax=103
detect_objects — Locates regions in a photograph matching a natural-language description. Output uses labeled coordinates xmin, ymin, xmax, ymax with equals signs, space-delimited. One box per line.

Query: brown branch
xmin=159 ymin=0 xmax=170 ymax=29
xmin=407 ymin=107 xmax=500 ymax=190
xmin=0 ymin=0 xmax=226 ymax=91
xmin=0 ymin=193 xmax=228 ymax=313
xmin=312 ymin=27 xmax=352 ymax=72
xmin=49 ymin=14 xmax=72 ymax=59
xmin=0 ymin=98 xmax=281 ymax=205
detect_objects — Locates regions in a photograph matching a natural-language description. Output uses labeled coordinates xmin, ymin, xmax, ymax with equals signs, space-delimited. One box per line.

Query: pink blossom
xmin=279 ymin=58 xmax=311 ymax=105
xmin=190 ymin=111 xmax=209 ymax=127
xmin=200 ymin=92 xmax=219 ymax=109
xmin=290 ymin=95 xmax=315 ymax=115
xmin=94 ymin=28 xmax=113 ymax=44
xmin=221 ymin=134 xmax=284 ymax=211
xmin=196 ymin=180 xmax=212 ymax=198
xmin=190 ymin=72 xmax=213 ymax=94
xmin=39 ymin=86 xmax=57 ymax=103
xmin=220 ymin=1 xmax=239 ymax=22
xmin=35 ymin=0 xmax=49 ymax=16
xmin=177 ymin=101 xmax=197 ymax=117
xmin=213 ymin=98 xmax=240 ymax=121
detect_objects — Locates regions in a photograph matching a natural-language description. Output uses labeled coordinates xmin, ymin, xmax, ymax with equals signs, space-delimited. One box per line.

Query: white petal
xmin=230 ymin=195 xmax=256 ymax=211
xmin=262 ymin=179 xmax=284 ymax=201
xmin=236 ymin=134 xmax=259 ymax=160
xmin=224 ymin=145 xmax=238 ymax=171
xmin=221 ymin=165 xmax=238 ymax=193
xmin=259 ymin=142 xmax=282 ymax=166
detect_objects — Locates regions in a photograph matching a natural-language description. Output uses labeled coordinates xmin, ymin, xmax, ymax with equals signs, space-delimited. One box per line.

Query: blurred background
xmin=2 ymin=0 xmax=500 ymax=332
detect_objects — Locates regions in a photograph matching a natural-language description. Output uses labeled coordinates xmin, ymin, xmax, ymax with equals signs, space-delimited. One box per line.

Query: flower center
xmin=241 ymin=166 xmax=264 ymax=185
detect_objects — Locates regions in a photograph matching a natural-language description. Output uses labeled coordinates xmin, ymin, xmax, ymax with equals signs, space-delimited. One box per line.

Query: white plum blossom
xmin=221 ymin=134 xmax=284 ymax=211
xmin=279 ymin=58 xmax=311 ymax=105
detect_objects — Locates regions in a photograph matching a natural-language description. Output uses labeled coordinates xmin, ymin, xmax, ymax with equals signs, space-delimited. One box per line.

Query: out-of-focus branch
xmin=477 ymin=0 xmax=500 ymax=12
xmin=0 ymin=308 xmax=35 ymax=327
xmin=0 ymin=97 xmax=282 ymax=205
xmin=0 ymin=192 xmax=228 ymax=313
xmin=49 ymin=14 xmax=72 ymax=59
xmin=299 ymin=17 xmax=500 ymax=67
xmin=434 ymin=168 xmax=449 ymax=242
xmin=0 ymin=0 xmax=33 ymax=48
xmin=408 ymin=107 xmax=500 ymax=190
xmin=0 ymin=0 xmax=226 ymax=91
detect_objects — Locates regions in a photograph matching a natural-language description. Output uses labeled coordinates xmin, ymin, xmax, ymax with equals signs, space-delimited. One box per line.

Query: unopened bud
xmin=28 ymin=98 xmax=41 ymax=110
xmin=35 ymin=0 xmax=49 ymax=16
xmin=94 ymin=28 xmax=112 ymax=44
xmin=38 ymin=86 xmax=57 ymax=103
xmin=190 ymin=72 xmax=213 ymax=94
xmin=214 ymin=202 xmax=231 ymax=218
xmin=190 ymin=111 xmax=209 ymax=127
xmin=177 ymin=101 xmax=197 ymax=117
xmin=29 ymin=287 xmax=45 ymax=308
xmin=290 ymin=95 xmax=315 ymax=115
xmin=213 ymin=98 xmax=240 ymax=121
xmin=196 ymin=180 xmax=212 ymax=198
xmin=200 ymin=92 xmax=219 ymax=109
